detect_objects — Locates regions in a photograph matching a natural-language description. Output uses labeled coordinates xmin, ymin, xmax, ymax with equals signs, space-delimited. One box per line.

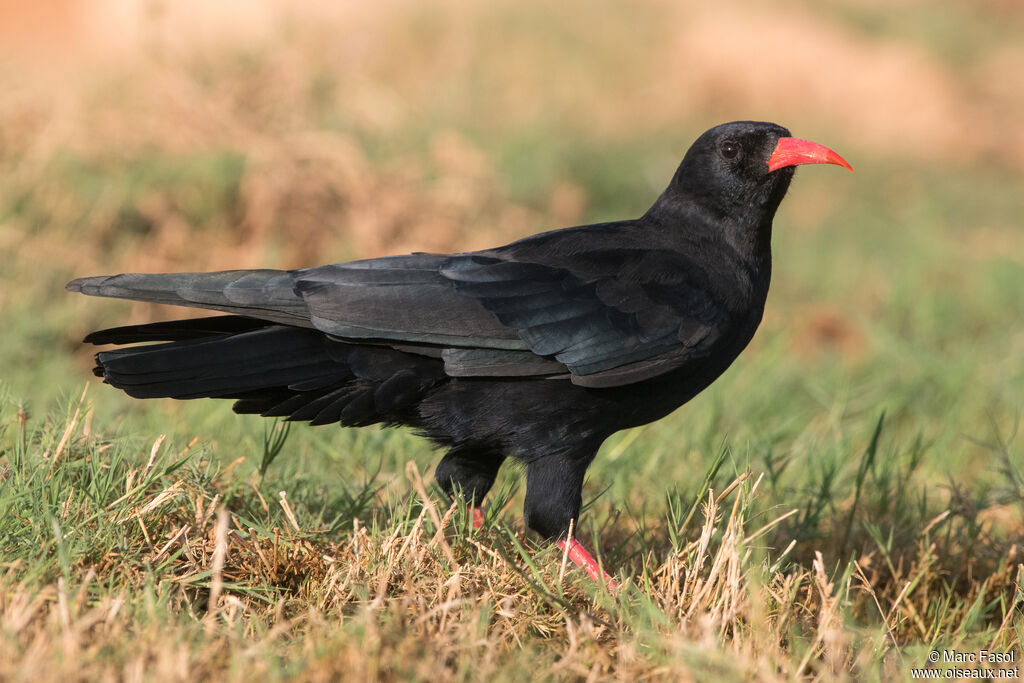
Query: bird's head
xmin=663 ymin=121 xmax=851 ymax=228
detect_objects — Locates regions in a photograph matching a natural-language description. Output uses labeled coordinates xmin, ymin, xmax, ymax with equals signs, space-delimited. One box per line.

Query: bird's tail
xmin=86 ymin=316 xmax=445 ymax=427
xmin=67 ymin=270 xmax=309 ymax=325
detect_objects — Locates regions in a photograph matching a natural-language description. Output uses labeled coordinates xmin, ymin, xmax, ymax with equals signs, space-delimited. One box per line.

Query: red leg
xmin=556 ymin=537 xmax=619 ymax=590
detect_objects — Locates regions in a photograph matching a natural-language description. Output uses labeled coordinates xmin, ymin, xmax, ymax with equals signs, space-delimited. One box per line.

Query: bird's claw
xmin=556 ymin=537 xmax=619 ymax=591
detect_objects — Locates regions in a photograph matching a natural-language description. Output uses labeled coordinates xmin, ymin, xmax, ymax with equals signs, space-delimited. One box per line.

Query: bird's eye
xmin=720 ymin=141 xmax=740 ymax=160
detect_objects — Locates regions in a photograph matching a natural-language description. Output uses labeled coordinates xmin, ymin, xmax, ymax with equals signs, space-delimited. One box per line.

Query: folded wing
xmin=70 ymin=241 xmax=728 ymax=387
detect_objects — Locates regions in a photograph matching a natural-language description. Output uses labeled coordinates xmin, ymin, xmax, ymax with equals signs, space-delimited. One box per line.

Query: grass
xmin=1 ymin=0 xmax=1023 ymax=679
xmin=2 ymin=389 xmax=1020 ymax=680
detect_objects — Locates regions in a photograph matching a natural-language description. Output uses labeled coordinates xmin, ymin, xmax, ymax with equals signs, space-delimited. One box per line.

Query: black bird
xmin=68 ymin=121 xmax=851 ymax=585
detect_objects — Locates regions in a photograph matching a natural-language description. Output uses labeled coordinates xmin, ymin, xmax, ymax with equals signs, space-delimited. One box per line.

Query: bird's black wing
xmin=291 ymin=254 xmax=571 ymax=379
xmin=292 ymin=254 xmax=525 ymax=349
xmin=69 ymin=243 xmax=729 ymax=388
xmin=290 ymin=242 xmax=729 ymax=387
xmin=437 ymin=246 xmax=728 ymax=387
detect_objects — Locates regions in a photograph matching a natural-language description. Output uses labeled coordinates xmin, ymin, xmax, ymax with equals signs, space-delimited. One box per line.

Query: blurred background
xmin=1 ymin=0 xmax=1021 ymax=475
xmin=2 ymin=5 xmax=1023 ymax=670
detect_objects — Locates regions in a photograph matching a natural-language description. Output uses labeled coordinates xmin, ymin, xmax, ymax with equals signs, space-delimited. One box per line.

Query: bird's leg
xmin=435 ymin=446 xmax=505 ymax=530
xmin=524 ymin=452 xmax=618 ymax=588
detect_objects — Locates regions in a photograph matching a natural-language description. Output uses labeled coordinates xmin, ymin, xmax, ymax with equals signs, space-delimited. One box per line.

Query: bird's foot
xmin=469 ymin=505 xmax=485 ymax=529
xmin=556 ymin=537 xmax=619 ymax=591
xmin=468 ymin=507 xmax=618 ymax=591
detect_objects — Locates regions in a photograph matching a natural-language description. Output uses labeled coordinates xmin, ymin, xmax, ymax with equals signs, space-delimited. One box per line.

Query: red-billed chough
xmin=68 ymin=121 xmax=851 ymax=586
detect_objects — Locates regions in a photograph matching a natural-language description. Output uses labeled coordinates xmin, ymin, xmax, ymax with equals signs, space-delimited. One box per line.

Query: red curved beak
xmin=767 ymin=137 xmax=853 ymax=173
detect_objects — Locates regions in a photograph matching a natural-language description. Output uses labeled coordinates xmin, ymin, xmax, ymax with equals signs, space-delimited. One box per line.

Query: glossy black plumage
xmin=69 ymin=121 xmax=837 ymax=546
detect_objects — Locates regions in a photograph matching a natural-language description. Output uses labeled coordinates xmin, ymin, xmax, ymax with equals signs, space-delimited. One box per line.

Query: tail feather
xmin=96 ymin=328 xmax=343 ymax=399
xmin=86 ymin=316 xmax=447 ymax=427
xmin=83 ymin=315 xmax=272 ymax=344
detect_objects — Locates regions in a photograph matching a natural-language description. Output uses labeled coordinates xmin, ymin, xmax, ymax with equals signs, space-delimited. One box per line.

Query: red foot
xmin=467 ymin=507 xmax=618 ymax=590
xmin=556 ymin=537 xmax=619 ymax=590
xmin=469 ymin=506 xmax=485 ymax=529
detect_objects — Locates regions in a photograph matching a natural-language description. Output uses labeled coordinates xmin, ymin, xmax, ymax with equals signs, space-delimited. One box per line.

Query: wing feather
xmin=70 ymin=228 xmax=730 ymax=387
